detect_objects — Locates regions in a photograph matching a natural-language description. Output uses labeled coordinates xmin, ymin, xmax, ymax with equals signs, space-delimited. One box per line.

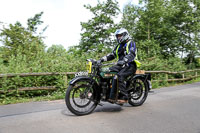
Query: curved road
xmin=0 ymin=82 xmax=200 ymax=133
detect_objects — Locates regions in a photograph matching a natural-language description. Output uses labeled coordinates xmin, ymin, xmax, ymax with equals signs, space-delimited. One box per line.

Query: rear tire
xmin=65 ymin=80 xmax=98 ymax=116
xmin=128 ymin=77 xmax=148 ymax=106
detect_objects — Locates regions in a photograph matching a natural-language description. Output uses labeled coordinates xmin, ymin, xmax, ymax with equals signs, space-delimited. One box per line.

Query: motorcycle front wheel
xmin=65 ymin=79 xmax=98 ymax=116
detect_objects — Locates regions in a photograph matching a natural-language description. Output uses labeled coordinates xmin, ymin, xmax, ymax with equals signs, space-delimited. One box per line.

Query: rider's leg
xmin=118 ymin=66 xmax=135 ymax=90
xmin=108 ymin=63 xmax=136 ymax=103
xmin=109 ymin=75 xmax=118 ymax=101
xmin=108 ymin=67 xmax=133 ymax=102
xmin=117 ymin=65 xmax=136 ymax=103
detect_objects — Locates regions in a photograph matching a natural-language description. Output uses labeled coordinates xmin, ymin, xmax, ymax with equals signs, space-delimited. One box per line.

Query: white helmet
xmin=115 ymin=28 xmax=130 ymax=44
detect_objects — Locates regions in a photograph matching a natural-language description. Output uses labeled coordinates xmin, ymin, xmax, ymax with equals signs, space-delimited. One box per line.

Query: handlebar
xmin=101 ymin=62 xmax=116 ymax=66
xmin=86 ymin=59 xmax=116 ymax=67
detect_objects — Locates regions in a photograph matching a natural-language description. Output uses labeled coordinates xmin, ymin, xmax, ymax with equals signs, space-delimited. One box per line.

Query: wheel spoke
xmin=128 ymin=78 xmax=148 ymax=106
xmin=65 ymin=80 xmax=97 ymax=115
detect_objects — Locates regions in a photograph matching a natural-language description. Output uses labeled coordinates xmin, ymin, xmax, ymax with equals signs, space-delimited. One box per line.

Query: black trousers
xmin=109 ymin=63 xmax=137 ymax=100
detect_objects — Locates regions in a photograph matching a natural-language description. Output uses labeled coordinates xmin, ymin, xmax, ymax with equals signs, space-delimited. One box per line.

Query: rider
xmin=97 ymin=28 xmax=140 ymax=104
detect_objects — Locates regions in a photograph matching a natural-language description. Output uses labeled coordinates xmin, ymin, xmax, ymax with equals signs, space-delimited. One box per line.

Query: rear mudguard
xmin=132 ymin=73 xmax=152 ymax=90
xmin=69 ymin=76 xmax=101 ymax=102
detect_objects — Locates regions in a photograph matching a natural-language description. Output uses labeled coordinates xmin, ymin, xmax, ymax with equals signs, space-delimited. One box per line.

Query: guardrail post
xmin=63 ymin=75 xmax=68 ymax=88
xmin=182 ymin=73 xmax=185 ymax=79
xmin=166 ymin=73 xmax=168 ymax=81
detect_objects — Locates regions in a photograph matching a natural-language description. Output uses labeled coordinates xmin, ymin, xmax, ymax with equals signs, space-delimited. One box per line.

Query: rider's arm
xmin=124 ymin=41 xmax=136 ymax=63
xmin=100 ymin=46 xmax=117 ymax=62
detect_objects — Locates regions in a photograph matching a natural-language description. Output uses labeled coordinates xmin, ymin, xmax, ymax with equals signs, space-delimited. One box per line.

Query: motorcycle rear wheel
xmin=65 ymin=80 xmax=97 ymax=116
xmin=128 ymin=77 xmax=148 ymax=106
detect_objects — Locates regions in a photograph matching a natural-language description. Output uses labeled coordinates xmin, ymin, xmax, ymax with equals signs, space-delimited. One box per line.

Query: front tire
xmin=65 ymin=80 xmax=98 ymax=116
xmin=128 ymin=77 xmax=148 ymax=106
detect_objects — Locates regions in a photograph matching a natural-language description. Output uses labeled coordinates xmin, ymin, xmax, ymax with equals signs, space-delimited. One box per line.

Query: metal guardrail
xmin=0 ymin=69 xmax=200 ymax=93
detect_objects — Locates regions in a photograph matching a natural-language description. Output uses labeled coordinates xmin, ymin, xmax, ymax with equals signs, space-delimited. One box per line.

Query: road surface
xmin=0 ymin=82 xmax=200 ymax=133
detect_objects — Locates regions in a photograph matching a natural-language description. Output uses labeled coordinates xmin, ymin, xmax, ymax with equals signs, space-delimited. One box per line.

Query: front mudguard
xmin=69 ymin=76 xmax=101 ymax=102
xmin=69 ymin=76 xmax=94 ymax=85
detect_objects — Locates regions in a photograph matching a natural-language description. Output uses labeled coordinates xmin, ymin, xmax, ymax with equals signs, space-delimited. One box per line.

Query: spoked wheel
xmin=65 ymin=80 xmax=98 ymax=116
xmin=128 ymin=78 xmax=148 ymax=106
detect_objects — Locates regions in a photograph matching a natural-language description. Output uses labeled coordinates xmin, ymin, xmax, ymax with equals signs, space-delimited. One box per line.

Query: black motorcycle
xmin=65 ymin=59 xmax=152 ymax=116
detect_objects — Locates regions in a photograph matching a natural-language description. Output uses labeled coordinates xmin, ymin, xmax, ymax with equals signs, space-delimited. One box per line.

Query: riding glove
xmin=117 ymin=60 xmax=125 ymax=66
xmin=97 ymin=59 xmax=103 ymax=64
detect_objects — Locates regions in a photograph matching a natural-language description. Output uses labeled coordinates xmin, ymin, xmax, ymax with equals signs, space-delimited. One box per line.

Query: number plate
xmin=75 ymin=72 xmax=88 ymax=77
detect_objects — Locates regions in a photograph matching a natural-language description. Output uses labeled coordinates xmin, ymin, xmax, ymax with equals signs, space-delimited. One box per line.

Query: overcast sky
xmin=0 ymin=0 xmax=138 ymax=49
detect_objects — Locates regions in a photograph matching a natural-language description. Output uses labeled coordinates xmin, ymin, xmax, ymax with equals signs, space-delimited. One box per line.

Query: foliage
xmin=136 ymin=39 xmax=161 ymax=60
xmin=196 ymin=58 xmax=200 ymax=68
xmin=27 ymin=12 xmax=47 ymax=33
xmin=120 ymin=0 xmax=200 ymax=59
xmin=140 ymin=56 xmax=187 ymax=71
xmin=79 ymin=0 xmax=120 ymax=53
xmin=0 ymin=12 xmax=46 ymax=64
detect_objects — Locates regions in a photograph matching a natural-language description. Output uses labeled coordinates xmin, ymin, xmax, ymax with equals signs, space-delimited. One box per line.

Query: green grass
xmin=152 ymin=77 xmax=200 ymax=89
xmin=0 ymin=90 xmax=66 ymax=105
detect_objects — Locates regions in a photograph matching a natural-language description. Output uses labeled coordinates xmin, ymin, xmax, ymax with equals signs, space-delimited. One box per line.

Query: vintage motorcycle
xmin=65 ymin=59 xmax=152 ymax=116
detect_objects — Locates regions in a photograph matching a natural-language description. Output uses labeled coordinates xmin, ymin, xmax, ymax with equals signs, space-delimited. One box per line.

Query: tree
xmin=121 ymin=0 xmax=200 ymax=59
xmin=27 ymin=12 xmax=47 ymax=33
xmin=79 ymin=0 xmax=120 ymax=53
xmin=47 ymin=44 xmax=66 ymax=57
xmin=121 ymin=0 xmax=165 ymax=58
xmin=170 ymin=0 xmax=200 ymax=66
xmin=0 ymin=12 xmax=46 ymax=62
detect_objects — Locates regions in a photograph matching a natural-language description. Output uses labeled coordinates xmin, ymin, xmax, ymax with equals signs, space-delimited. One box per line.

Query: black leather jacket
xmin=101 ymin=40 xmax=137 ymax=64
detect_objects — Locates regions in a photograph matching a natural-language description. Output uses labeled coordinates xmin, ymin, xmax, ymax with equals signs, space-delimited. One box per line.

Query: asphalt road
xmin=0 ymin=82 xmax=200 ymax=133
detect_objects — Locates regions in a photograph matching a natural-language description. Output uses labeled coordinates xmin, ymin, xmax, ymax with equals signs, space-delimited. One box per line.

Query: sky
xmin=0 ymin=0 xmax=138 ymax=49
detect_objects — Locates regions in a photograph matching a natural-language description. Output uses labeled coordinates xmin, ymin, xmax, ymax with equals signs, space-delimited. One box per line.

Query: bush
xmin=0 ymin=43 xmax=196 ymax=104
